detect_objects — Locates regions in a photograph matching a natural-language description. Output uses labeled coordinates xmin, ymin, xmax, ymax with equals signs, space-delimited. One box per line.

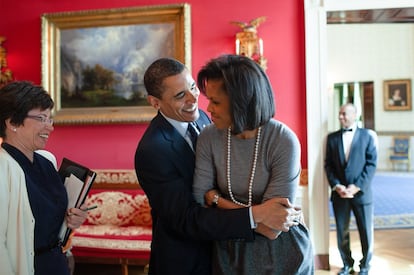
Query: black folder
xmin=58 ymin=158 xmax=97 ymax=246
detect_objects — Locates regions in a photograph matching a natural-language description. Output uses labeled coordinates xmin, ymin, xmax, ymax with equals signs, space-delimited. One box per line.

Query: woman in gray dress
xmin=193 ymin=55 xmax=314 ymax=275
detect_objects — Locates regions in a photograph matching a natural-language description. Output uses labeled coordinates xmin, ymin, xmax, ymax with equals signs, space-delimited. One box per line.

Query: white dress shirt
xmin=342 ymin=124 xmax=356 ymax=161
xmin=161 ymin=112 xmax=195 ymax=150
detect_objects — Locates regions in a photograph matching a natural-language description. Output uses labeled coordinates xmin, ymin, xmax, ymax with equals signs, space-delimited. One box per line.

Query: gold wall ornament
xmin=0 ymin=36 xmax=13 ymax=88
xmin=231 ymin=16 xmax=267 ymax=70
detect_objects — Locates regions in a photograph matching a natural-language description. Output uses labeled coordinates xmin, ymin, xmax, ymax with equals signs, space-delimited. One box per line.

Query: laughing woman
xmin=0 ymin=81 xmax=87 ymax=275
xmin=193 ymin=55 xmax=314 ymax=275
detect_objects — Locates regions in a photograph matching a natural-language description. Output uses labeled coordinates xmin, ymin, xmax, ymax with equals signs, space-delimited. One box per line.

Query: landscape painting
xmin=60 ymin=23 xmax=174 ymax=109
xmin=41 ymin=4 xmax=191 ymax=124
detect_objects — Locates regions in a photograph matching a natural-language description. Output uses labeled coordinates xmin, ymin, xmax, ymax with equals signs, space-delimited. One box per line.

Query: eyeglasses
xmin=26 ymin=115 xmax=54 ymax=125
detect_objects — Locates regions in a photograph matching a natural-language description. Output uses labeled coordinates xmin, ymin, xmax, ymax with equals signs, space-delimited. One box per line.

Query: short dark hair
xmin=143 ymin=58 xmax=186 ymax=99
xmin=197 ymin=54 xmax=275 ymax=134
xmin=0 ymin=81 xmax=54 ymax=138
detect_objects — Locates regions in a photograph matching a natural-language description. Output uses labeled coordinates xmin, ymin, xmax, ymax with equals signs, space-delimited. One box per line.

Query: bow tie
xmin=342 ymin=128 xmax=353 ymax=132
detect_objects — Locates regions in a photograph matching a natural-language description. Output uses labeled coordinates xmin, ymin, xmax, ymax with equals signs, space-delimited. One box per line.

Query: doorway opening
xmin=331 ymin=81 xmax=375 ymax=131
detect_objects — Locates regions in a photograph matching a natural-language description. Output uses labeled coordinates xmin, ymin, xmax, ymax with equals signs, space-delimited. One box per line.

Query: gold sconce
xmin=231 ymin=16 xmax=267 ymax=70
xmin=0 ymin=36 xmax=13 ymax=88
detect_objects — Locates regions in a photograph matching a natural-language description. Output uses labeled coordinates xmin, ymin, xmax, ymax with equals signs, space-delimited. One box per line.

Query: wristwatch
xmin=212 ymin=194 xmax=220 ymax=207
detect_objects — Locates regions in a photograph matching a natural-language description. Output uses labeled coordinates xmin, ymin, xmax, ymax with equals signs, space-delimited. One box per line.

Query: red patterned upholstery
xmin=82 ymin=189 xmax=152 ymax=227
xmin=71 ymin=188 xmax=152 ymax=270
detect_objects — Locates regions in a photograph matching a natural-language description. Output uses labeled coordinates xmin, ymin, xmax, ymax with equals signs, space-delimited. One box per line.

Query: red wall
xmin=0 ymin=0 xmax=307 ymax=169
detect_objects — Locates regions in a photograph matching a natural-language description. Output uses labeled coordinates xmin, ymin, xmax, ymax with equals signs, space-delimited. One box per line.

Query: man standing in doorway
xmin=325 ymin=103 xmax=377 ymax=275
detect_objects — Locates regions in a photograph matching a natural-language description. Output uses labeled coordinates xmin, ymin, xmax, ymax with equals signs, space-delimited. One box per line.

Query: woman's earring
xmin=12 ymin=128 xmax=17 ymax=132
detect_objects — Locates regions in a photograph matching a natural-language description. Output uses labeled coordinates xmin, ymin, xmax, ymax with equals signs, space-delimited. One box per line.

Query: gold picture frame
xmin=41 ymin=4 xmax=191 ymax=125
xmin=383 ymin=79 xmax=412 ymax=111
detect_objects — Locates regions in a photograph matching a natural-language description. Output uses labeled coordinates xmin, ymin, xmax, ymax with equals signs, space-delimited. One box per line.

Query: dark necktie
xmin=342 ymin=128 xmax=353 ymax=133
xmin=187 ymin=122 xmax=199 ymax=149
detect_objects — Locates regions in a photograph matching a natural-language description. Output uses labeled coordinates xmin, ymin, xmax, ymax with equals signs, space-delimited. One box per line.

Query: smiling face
xmin=148 ymin=69 xmax=200 ymax=122
xmin=205 ymin=79 xmax=232 ymax=129
xmin=5 ymin=108 xmax=54 ymax=159
xmin=338 ymin=104 xmax=357 ymax=129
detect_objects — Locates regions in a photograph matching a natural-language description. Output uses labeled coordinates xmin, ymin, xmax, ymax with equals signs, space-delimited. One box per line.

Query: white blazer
xmin=0 ymin=148 xmax=35 ymax=275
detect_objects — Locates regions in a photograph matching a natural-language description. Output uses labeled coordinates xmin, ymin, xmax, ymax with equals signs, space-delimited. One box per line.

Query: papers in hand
xmin=64 ymin=174 xmax=85 ymax=209
xmin=58 ymin=158 xmax=96 ymax=247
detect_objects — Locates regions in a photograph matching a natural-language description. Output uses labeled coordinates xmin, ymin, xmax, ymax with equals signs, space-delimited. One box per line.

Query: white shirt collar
xmin=160 ymin=111 xmax=190 ymax=138
xmin=342 ymin=123 xmax=357 ymax=132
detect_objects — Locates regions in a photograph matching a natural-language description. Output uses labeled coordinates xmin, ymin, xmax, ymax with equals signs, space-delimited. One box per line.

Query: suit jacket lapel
xmin=153 ymin=111 xmax=210 ymax=177
xmin=155 ymin=113 xmax=195 ymax=174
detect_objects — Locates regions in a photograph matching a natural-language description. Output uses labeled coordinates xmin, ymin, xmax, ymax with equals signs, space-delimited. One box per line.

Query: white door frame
xmin=303 ymin=0 xmax=414 ymax=269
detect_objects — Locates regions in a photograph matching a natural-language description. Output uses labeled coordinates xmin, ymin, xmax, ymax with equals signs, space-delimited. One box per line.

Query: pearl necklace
xmin=226 ymin=126 xmax=262 ymax=207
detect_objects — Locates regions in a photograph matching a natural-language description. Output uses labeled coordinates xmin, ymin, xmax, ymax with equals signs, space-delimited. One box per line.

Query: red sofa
xmin=70 ymin=170 xmax=151 ymax=275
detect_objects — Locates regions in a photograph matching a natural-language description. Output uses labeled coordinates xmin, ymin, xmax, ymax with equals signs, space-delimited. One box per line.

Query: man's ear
xmin=147 ymin=95 xmax=160 ymax=110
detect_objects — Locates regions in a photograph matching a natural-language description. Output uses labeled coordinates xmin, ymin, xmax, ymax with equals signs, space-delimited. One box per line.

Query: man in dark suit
xmin=135 ymin=58 xmax=301 ymax=274
xmin=325 ymin=103 xmax=377 ymax=275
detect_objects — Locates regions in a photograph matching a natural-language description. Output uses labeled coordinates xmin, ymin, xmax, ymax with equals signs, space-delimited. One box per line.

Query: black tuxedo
xmin=135 ymin=110 xmax=254 ymax=274
xmin=324 ymin=127 xmax=377 ymax=270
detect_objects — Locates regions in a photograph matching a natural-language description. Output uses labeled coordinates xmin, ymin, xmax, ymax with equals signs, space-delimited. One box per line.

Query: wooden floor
xmin=316 ymin=228 xmax=414 ymax=275
xmin=73 ymin=228 xmax=414 ymax=275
